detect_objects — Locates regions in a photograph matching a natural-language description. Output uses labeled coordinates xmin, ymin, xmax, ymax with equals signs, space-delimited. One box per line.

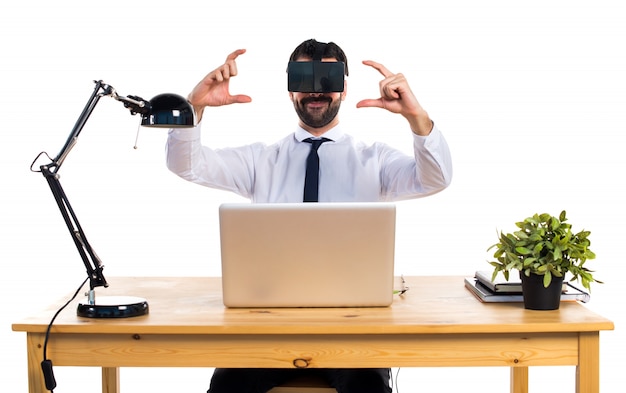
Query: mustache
xmin=301 ymin=96 xmax=332 ymax=105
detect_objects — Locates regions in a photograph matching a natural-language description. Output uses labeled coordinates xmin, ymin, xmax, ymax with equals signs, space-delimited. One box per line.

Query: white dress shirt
xmin=166 ymin=123 xmax=452 ymax=203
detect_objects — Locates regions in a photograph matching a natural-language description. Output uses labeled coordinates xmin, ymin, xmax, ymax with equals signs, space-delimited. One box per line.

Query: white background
xmin=1 ymin=1 xmax=624 ymax=392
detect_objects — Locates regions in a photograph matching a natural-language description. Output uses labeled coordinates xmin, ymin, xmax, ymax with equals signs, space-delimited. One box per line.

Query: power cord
xmin=41 ymin=277 xmax=89 ymax=392
xmin=392 ymin=367 xmax=403 ymax=393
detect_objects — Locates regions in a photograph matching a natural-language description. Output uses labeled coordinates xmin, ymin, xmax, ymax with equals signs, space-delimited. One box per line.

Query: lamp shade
xmin=141 ymin=93 xmax=195 ymax=128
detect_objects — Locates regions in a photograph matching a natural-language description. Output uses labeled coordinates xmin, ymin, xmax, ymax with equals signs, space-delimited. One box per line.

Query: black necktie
xmin=303 ymin=138 xmax=330 ymax=202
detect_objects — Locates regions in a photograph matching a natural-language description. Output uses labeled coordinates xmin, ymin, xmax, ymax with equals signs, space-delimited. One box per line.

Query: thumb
xmin=356 ymin=98 xmax=383 ymax=109
xmin=230 ymin=94 xmax=253 ymax=104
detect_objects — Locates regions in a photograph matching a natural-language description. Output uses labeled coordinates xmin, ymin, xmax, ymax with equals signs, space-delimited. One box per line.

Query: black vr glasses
xmin=287 ymin=61 xmax=345 ymax=93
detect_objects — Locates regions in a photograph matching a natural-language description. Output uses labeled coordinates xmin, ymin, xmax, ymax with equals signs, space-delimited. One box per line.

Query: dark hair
xmin=289 ymin=39 xmax=349 ymax=76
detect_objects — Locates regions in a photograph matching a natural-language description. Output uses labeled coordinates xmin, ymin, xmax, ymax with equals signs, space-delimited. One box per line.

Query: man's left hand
xmin=357 ymin=60 xmax=433 ymax=136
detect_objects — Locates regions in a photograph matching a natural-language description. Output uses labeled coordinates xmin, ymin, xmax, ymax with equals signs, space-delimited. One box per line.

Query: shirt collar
xmin=295 ymin=124 xmax=344 ymax=142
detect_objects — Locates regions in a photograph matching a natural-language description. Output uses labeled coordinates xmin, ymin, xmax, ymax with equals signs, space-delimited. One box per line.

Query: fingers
xmin=362 ymin=60 xmax=394 ymax=78
xmin=226 ymin=48 xmax=247 ymax=61
xmin=380 ymin=73 xmax=406 ymax=100
xmin=358 ymin=60 xmax=421 ymax=118
xmin=222 ymin=49 xmax=246 ymax=79
xmin=188 ymin=49 xmax=251 ymax=110
xmin=208 ymin=49 xmax=247 ymax=83
xmin=357 ymin=60 xmax=402 ymax=109
xmin=362 ymin=60 xmax=408 ymax=98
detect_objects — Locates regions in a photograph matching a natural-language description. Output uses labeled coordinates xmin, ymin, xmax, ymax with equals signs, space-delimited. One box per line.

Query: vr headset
xmin=287 ymin=61 xmax=345 ymax=93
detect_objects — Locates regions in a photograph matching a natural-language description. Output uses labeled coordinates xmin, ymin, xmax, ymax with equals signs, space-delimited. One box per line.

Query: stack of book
xmin=464 ymin=271 xmax=590 ymax=303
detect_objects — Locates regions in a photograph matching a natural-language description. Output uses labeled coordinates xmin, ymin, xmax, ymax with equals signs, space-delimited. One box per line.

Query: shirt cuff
xmin=413 ymin=123 xmax=441 ymax=146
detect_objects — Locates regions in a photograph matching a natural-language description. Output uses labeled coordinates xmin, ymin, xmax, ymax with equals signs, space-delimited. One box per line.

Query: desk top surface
xmin=13 ymin=276 xmax=614 ymax=335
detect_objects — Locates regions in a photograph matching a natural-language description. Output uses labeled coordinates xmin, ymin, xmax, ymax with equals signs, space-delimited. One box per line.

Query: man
xmin=166 ymin=39 xmax=452 ymax=393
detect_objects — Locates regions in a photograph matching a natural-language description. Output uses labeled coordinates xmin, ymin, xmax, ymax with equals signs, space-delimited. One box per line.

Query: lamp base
xmin=77 ymin=296 xmax=149 ymax=318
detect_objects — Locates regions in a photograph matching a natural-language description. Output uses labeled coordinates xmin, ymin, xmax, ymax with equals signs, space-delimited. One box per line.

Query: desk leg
xmin=510 ymin=367 xmax=528 ymax=393
xmin=26 ymin=333 xmax=46 ymax=393
xmin=102 ymin=367 xmax=120 ymax=393
xmin=577 ymin=332 xmax=600 ymax=393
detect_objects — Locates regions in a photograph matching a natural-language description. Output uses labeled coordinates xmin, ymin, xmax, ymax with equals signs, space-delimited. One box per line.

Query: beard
xmin=293 ymin=95 xmax=341 ymax=129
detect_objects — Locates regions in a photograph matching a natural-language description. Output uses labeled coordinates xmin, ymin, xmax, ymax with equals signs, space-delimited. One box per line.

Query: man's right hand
xmin=188 ymin=49 xmax=252 ymax=122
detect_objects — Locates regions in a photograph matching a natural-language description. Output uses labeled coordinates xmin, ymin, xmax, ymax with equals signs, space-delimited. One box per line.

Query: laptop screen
xmin=219 ymin=202 xmax=396 ymax=308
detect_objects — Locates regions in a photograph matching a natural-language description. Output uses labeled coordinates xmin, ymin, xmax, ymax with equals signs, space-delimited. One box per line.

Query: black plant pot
xmin=520 ymin=272 xmax=564 ymax=310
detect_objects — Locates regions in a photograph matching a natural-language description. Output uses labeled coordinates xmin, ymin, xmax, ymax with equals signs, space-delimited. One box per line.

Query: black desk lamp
xmin=30 ymin=80 xmax=194 ymax=318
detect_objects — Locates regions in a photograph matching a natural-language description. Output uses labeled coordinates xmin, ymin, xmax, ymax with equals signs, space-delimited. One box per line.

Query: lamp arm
xmin=53 ymin=81 xmax=109 ymax=169
xmin=33 ymin=80 xmax=149 ymax=292
xmin=40 ymin=165 xmax=108 ymax=290
xmin=35 ymin=80 xmax=112 ymax=291
xmin=52 ymin=81 xmax=150 ymax=170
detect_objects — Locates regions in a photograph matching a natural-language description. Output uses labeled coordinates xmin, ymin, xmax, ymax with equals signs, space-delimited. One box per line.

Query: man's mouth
xmin=307 ymin=102 xmax=328 ymax=110
xmin=302 ymin=97 xmax=331 ymax=109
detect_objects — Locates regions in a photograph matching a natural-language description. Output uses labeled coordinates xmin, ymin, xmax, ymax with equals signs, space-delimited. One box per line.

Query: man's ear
xmin=289 ymin=91 xmax=294 ymax=101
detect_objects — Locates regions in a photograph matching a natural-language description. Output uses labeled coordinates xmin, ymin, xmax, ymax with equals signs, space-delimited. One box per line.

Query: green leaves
xmin=515 ymin=246 xmax=532 ymax=255
xmin=487 ymin=210 xmax=600 ymax=290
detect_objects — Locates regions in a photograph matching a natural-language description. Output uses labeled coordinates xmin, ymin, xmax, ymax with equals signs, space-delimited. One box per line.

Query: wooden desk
xmin=12 ymin=276 xmax=614 ymax=393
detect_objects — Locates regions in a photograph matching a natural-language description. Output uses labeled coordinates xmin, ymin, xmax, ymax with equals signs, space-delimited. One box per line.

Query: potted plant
xmin=487 ymin=210 xmax=600 ymax=310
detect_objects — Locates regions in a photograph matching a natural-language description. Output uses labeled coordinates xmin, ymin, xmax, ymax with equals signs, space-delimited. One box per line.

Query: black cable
xmin=41 ymin=277 xmax=89 ymax=392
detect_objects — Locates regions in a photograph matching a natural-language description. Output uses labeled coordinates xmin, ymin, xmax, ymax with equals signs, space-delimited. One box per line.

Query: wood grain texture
xmin=13 ymin=276 xmax=614 ymax=335
xmin=13 ymin=276 xmax=613 ymax=393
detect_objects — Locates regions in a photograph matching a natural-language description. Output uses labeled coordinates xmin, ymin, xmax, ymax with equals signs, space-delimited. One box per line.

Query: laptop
xmin=218 ymin=202 xmax=396 ymax=308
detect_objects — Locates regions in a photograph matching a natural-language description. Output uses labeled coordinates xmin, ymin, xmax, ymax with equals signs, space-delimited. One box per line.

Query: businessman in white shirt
xmin=166 ymin=39 xmax=453 ymax=393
